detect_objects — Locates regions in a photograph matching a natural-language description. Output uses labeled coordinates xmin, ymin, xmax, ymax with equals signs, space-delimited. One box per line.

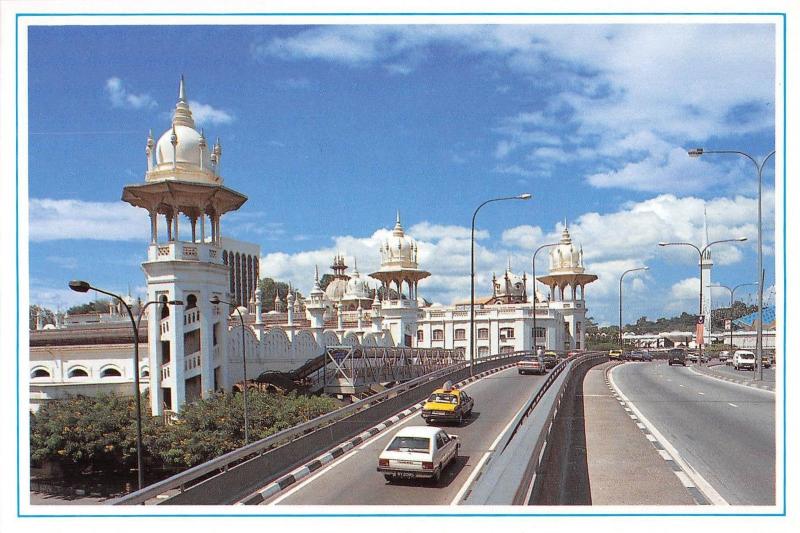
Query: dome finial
xmin=178 ymin=74 xmax=186 ymax=102
xmin=396 ymin=209 xmax=401 ymax=225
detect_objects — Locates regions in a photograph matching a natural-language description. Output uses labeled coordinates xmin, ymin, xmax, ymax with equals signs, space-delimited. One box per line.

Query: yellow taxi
xmin=608 ymin=349 xmax=623 ymax=361
xmin=421 ymin=381 xmax=474 ymax=425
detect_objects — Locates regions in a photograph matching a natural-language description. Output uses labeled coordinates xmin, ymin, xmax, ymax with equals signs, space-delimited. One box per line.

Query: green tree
xmin=66 ymin=299 xmax=110 ymax=315
xmin=29 ymin=305 xmax=55 ymax=330
xmin=258 ymin=277 xmax=300 ymax=311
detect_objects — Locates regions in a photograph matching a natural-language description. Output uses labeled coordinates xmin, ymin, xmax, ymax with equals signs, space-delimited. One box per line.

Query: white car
xmin=377 ymin=425 xmax=460 ymax=483
xmin=718 ymin=350 xmax=729 ymax=363
xmin=733 ymin=350 xmax=756 ymax=371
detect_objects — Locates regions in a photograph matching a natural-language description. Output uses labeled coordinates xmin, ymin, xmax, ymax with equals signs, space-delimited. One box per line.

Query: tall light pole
xmin=210 ymin=295 xmax=249 ymax=444
xmin=469 ymin=193 xmax=532 ymax=376
xmin=68 ymin=280 xmax=181 ymax=491
xmin=532 ymin=242 xmax=559 ymax=351
xmin=619 ymin=267 xmax=649 ymax=355
xmin=708 ymin=282 xmax=757 ymax=364
xmin=659 ymin=237 xmax=747 ymax=365
xmin=689 ymin=147 xmax=775 ymax=380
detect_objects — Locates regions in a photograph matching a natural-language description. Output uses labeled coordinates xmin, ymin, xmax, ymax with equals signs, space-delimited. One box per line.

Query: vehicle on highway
xmin=421 ymin=381 xmax=474 ymax=425
xmin=641 ymin=350 xmax=653 ymax=362
xmin=762 ymin=356 xmax=772 ymax=369
xmin=608 ymin=349 xmax=623 ymax=361
xmin=517 ymin=355 xmax=546 ymax=375
xmin=377 ymin=426 xmax=460 ymax=482
xmin=718 ymin=350 xmax=730 ymax=363
xmin=686 ymin=351 xmax=699 ymax=363
xmin=542 ymin=351 xmax=559 ymax=368
xmin=628 ymin=350 xmax=645 ymax=362
xmin=668 ymin=348 xmax=687 ymax=366
xmin=732 ymin=350 xmax=756 ymax=371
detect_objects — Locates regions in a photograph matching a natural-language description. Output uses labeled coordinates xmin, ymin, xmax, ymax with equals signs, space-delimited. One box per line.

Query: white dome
xmin=495 ymin=269 xmax=526 ymax=299
xmin=379 ymin=213 xmax=419 ymax=269
xmin=155 ymin=124 xmax=213 ymax=170
xmin=344 ymin=263 xmax=371 ymax=299
xmin=325 ymin=278 xmax=348 ymax=302
xmin=549 ymin=226 xmax=584 ymax=273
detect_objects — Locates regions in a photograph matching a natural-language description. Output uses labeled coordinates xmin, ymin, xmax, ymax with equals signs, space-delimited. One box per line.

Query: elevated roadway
xmin=255 ymin=366 xmax=548 ymax=505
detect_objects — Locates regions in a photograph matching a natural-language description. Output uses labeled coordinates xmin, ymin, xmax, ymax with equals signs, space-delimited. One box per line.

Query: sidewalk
xmin=582 ymin=362 xmax=695 ymax=505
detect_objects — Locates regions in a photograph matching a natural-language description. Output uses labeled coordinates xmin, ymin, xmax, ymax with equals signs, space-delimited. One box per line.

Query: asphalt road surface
xmin=612 ymin=361 xmax=775 ymax=505
xmin=262 ymin=366 xmax=548 ymax=505
xmin=708 ymin=362 xmax=776 ymax=383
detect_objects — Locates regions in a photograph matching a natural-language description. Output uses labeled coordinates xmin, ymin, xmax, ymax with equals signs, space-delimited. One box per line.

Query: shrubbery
xmin=31 ymin=390 xmax=337 ymax=474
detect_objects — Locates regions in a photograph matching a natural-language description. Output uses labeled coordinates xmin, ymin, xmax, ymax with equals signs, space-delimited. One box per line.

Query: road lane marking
xmin=608 ymin=365 xmax=729 ymax=506
xmin=728 ymin=403 xmax=738 ymax=408
xmin=679 ymin=384 xmax=685 ymax=387
xmin=697 ymin=392 xmax=705 ymax=395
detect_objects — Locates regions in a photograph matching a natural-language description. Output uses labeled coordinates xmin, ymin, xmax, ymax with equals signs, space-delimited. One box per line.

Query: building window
xmin=100 ymin=368 xmax=122 ymax=378
xmin=454 ymin=328 xmax=466 ymax=340
xmin=500 ymin=345 xmax=514 ymax=354
xmin=31 ymin=368 xmax=50 ymax=379
xmin=500 ymin=327 xmax=515 ymax=339
xmin=417 ymin=330 xmax=424 ymax=342
xmin=477 ymin=328 xmax=489 ymax=339
xmin=533 ymin=327 xmax=545 ymax=339
xmin=432 ymin=329 xmax=444 ymax=341
xmin=478 ymin=346 xmax=490 ymax=356
xmin=68 ymin=368 xmax=89 ymax=378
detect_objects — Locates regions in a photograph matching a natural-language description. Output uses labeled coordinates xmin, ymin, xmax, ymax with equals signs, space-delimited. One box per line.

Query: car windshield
xmin=428 ymin=393 xmax=458 ymax=404
xmin=386 ymin=436 xmax=430 ymax=452
xmin=522 ymin=357 xmax=540 ymax=363
xmin=738 ymin=354 xmax=755 ymax=360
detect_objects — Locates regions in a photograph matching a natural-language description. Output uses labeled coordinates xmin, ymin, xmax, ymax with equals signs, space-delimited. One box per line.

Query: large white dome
xmin=155 ymin=124 xmax=213 ymax=169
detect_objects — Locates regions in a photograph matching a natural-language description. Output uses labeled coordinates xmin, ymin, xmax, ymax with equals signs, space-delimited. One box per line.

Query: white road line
xmin=608 ymin=365 xmax=729 ymax=506
xmin=657 ymin=449 xmax=673 ymax=461
xmin=728 ymin=403 xmax=738 ymax=408
xmin=687 ymin=366 xmax=776 ymax=395
xmin=679 ymin=384 xmax=685 ymax=387
xmin=698 ymin=392 xmax=705 ymax=395
xmin=450 ymin=451 xmax=491 ymax=505
xmin=674 ymin=471 xmax=696 ymax=488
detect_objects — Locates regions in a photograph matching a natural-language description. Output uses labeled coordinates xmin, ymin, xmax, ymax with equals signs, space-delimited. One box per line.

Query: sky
xmin=25 ymin=21 xmax=779 ymax=326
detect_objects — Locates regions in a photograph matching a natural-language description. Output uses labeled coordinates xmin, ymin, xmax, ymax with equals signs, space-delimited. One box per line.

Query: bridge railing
xmin=111 ymin=349 xmax=527 ymax=505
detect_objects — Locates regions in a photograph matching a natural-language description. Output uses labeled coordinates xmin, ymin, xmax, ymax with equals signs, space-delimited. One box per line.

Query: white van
xmin=733 ymin=350 xmax=756 ymax=371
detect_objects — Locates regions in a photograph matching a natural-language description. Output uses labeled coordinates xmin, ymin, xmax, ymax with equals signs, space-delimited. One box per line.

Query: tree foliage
xmin=31 ymin=389 xmax=337 ymax=474
xmin=29 ymin=305 xmax=55 ymax=330
xmin=258 ymin=277 xmax=303 ymax=312
xmin=66 ymin=299 xmax=111 ymax=315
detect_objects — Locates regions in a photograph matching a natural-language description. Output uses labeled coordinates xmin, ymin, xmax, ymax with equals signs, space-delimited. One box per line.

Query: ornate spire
xmin=172 ymin=76 xmax=195 ymax=128
xmin=178 ymin=74 xmax=186 ymax=102
xmin=393 ymin=210 xmax=404 ymax=236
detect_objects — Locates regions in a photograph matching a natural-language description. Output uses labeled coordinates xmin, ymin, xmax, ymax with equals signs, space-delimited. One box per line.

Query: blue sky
xmin=26 ymin=21 xmax=778 ymax=325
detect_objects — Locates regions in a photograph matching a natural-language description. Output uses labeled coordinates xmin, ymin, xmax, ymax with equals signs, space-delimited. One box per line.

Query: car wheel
xmin=467 ymin=407 xmax=473 ymax=417
xmin=458 ymin=413 xmax=464 ymax=425
xmin=384 ymin=475 xmax=394 ymax=483
xmin=683 ymin=362 xmax=686 ymax=366
xmin=432 ymin=467 xmax=441 ymax=483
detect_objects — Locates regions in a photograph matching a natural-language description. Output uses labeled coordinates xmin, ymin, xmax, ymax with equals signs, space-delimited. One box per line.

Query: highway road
xmin=707 ymin=362 xmax=776 ymax=383
xmin=260 ymin=366 xmax=547 ymax=505
xmin=611 ymin=361 xmax=775 ymax=505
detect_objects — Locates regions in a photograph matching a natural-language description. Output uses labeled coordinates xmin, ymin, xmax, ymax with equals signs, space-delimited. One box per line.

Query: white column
xmin=170 ymin=298 xmax=186 ymax=413
xmin=148 ymin=292 xmax=163 ymax=415
xmin=199 ymin=297 xmax=215 ymax=398
xmin=201 ymin=215 xmax=206 ymax=243
xmin=149 ymin=210 xmax=158 ymax=244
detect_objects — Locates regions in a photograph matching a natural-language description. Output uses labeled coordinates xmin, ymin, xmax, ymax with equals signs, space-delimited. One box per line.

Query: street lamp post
xmin=658 ymin=237 xmax=747 ymax=365
xmin=619 ymin=267 xmax=649 ymax=355
xmin=708 ymin=282 xmax=757 ymax=363
xmin=469 ymin=193 xmax=531 ymax=376
xmin=68 ymin=280 xmax=181 ymax=491
xmin=689 ymin=148 xmax=775 ymax=380
xmin=532 ymin=242 xmax=559 ymax=351
xmin=210 ymin=295 xmax=249 ymax=444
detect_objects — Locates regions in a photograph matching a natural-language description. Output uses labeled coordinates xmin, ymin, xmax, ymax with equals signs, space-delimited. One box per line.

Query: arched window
xmin=432 ymin=329 xmax=444 ymax=341
xmin=478 ymin=346 xmax=490 ymax=356
xmin=186 ymin=294 xmax=197 ymax=309
xmin=417 ymin=330 xmax=424 ymax=342
xmin=68 ymin=368 xmax=89 ymax=378
xmin=500 ymin=345 xmax=514 ymax=354
xmin=31 ymin=368 xmax=50 ymax=379
xmin=141 ymin=368 xmax=150 ymax=378
xmin=222 ymin=250 xmax=228 ymax=265
xmin=454 ymin=328 xmax=466 ymax=340
xmin=100 ymin=367 xmax=122 ymax=378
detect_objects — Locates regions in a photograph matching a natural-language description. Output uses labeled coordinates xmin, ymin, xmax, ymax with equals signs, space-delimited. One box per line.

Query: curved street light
xmin=210 ymin=295 xmax=250 ymax=444
xmin=619 ymin=267 xmax=649 ymax=355
xmin=68 ymin=280 xmax=181 ymax=491
xmin=689 ymin=147 xmax=775 ymax=380
xmin=531 ymin=242 xmax=559 ymax=352
xmin=658 ymin=237 xmax=747 ymax=364
xmin=708 ymin=282 xmax=758 ymax=364
xmin=469 ymin=194 xmax=531 ymax=376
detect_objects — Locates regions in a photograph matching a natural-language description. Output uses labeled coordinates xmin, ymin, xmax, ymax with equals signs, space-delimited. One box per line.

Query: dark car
xmin=668 ymin=348 xmax=687 ymax=366
xmin=628 ymin=350 xmax=644 ymax=362
xmin=641 ymin=351 xmax=653 ymax=362
xmin=542 ymin=352 xmax=558 ymax=369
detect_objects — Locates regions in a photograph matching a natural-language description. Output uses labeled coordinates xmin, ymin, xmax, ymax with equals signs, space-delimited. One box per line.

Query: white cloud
xmin=29 ymin=199 xmax=147 ymax=242
xmin=501 ymin=225 xmax=544 ymax=250
xmin=105 ymin=77 xmax=156 ymax=110
xmin=667 ymin=278 xmax=702 ymax=312
xmin=188 ymin=100 xmax=233 ymax=125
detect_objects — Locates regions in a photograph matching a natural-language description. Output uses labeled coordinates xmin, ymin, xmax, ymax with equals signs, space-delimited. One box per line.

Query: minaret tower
xmin=700 ymin=207 xmax=713 ymax=343
xmin=122 ymin=77 xmax=247 ymax=415
xmin=369 ymin=212 xmax=430 ymax=346
xmin=536 ymin=225 xmax=598 ymax=350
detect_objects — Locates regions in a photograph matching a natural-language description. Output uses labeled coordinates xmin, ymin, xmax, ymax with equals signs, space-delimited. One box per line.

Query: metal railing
xmin=112 ymin=349 xmax=526 ymax=505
